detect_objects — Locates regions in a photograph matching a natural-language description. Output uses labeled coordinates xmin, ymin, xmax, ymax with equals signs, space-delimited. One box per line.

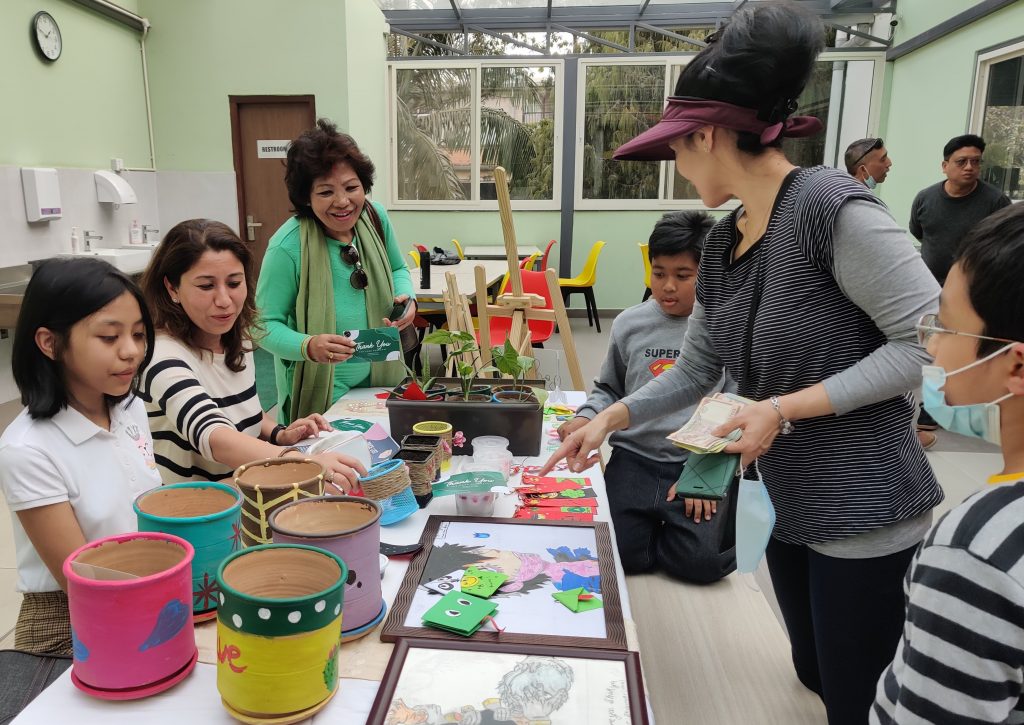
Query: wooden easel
xmin=466 ymin=166 xmax=585 ymax=390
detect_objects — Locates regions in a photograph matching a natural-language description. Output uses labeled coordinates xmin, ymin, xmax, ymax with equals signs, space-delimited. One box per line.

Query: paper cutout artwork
xmin=460 ymin=567 xmax=508 ymax=598
xmin=552 ymin=587 xmax=603 ymax=613
xmin=421 ymin=590 xmax=497 ymax=636
xmin=422 ymin=569 xmax=464 ymax=595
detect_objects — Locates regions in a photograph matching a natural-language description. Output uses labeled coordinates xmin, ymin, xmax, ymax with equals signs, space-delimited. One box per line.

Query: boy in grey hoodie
xmin=559 ymin=211 xmax=735 ymax=582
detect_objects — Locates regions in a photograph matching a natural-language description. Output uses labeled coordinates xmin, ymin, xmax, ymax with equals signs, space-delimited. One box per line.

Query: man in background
xmin=845 ymin=137 xmax=892 ymax=190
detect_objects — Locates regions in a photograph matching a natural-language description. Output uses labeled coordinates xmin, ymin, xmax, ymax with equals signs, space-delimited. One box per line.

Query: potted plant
xmin=490 ymin=340 xmax=539 ymax=403
xmin=396 ymin=329 xmax=477 ymax=401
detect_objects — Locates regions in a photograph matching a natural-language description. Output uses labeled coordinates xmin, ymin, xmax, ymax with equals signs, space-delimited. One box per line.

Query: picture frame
xmin=367 ymin=638 xmax=649 ymax=725
xmin=380 ymin=515 xmax=627 ymax=650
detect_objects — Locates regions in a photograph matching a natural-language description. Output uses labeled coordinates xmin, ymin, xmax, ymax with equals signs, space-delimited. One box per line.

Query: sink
xmin=59 ymin=248 xmax=153 ymax=275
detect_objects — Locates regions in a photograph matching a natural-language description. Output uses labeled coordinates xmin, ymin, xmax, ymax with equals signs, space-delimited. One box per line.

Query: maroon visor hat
xmin=612 ymin=97 xmax=823 ymax=161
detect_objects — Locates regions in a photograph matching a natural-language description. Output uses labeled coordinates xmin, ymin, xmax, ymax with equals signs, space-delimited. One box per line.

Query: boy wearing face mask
xmin=844 ymin=137 xmax=892 ymax=191
xmin=872 ymin=203 xmax=1024 ymax=724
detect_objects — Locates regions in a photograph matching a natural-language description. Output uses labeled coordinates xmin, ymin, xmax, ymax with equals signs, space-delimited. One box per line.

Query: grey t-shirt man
xmin=909 ymin=180 xmax=1010 ymax=284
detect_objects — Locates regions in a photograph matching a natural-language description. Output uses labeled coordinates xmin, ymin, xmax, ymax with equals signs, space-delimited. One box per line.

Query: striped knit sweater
xmin=140 ymin=334 xmax=262 ymax=482
xmin=873 ymin=480 xmax=1024 ymax=723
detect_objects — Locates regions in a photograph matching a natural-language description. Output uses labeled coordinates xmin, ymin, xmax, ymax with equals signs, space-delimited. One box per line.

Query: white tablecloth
xmin=15 ymin=389 xmax=636 ymax=724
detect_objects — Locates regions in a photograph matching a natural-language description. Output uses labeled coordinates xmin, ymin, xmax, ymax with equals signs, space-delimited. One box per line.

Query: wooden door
xmin=229 ymin=96 xmax=316 ymax=275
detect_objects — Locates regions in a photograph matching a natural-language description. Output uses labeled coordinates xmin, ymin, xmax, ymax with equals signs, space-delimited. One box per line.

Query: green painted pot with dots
xmin=215 ymin=544 xmax=347 ymax=723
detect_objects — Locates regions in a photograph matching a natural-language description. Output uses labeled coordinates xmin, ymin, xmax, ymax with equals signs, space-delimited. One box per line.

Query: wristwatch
xmin=269 ymin=424 xmax=286 ymax=445
xmin=769 ymin=396 xmax=794 ymax=435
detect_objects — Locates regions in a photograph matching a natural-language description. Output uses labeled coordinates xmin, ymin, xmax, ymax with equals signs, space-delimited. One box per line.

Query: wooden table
xmin=13 ymin=389 xmax=642 ymax=724
xmin=414 ymin=258 xmax=510 ymax=300
xmin=463 ymin=245 xmax=541 ymax=261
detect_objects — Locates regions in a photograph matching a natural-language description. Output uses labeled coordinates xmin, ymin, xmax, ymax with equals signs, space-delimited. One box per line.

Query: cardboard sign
xmin=432 ymin=471 xmax=506 ymax=497
xmin=344 ymin=327 xmax=401 ymax=363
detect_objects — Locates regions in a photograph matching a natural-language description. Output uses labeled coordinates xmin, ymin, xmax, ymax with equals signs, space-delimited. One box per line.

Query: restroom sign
xmin=257 ymin=140 xmax=290 ymax=158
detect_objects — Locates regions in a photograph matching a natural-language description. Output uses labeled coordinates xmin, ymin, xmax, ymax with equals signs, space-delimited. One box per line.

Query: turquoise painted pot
xmin=135 ymin=482 xmax=243 ymax=616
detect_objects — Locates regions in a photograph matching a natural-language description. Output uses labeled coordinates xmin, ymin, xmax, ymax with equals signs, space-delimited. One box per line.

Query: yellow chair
xmin=408 ymin=250 xmax=420 ymax=268
xmin=559 ymin=241 xmax=606 ymax=333
xmin=639 ymin=242 xmax=653 ymax=302
xmin=451 ymin=238 xmax=465 ymax=260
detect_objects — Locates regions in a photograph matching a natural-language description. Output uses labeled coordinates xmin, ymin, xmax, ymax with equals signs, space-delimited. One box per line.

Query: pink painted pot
xmin=269 ymin=496 xmax=383 ymax=634
xmin=63 ymin=532 xmax=197 ymax=699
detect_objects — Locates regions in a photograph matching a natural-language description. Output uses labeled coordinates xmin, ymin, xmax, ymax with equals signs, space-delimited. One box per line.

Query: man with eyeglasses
xmin=844 ymin=137 xmax=891 ymax=190
xmin=910 ymin=134 xmax=1010 ymax=286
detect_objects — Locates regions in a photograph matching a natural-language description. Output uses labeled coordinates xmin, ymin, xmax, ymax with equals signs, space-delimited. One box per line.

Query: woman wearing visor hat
xmin=542 ymin=2 xmax=942 ymax=722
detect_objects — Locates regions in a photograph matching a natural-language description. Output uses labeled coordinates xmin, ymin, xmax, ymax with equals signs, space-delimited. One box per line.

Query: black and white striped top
xmin=697 ymin=167 xmax=942 ymax=544
xmin=140 ymin=335 xmax=263 ymax=482
xmin=872 ymin=481 xmax=1024 ymax=724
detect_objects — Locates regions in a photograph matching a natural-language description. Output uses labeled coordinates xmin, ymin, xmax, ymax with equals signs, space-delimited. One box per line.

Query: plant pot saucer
xmin=221 ymin=685 xmax=337 ymax=725
xmin=71 ymin=647 xmax=198 ymax=701
xmin=340 ymin=599 xmax=387 ymax=643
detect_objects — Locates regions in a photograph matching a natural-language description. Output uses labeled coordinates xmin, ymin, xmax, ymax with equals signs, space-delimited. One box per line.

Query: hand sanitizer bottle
xmin=129 ymin=219 xmax=142 ymax=245
xmin=70 ymin=226 xmax=81 ymax=254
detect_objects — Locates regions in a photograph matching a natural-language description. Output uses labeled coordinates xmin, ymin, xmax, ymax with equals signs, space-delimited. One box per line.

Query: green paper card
xmin=460 ymin=566 xmax=508 ymax=598
xmin=432 ymin=471 xmax=506 ymax=497
xmin=330 ymin=418 xmax=374 ymax=433
xmin=343 ymin=327 xmax=402 ymax=363
xmin=552 ymin=586 xmax=603 ymax=613
xmin=422 ymin=590 xmax=497 ymax=636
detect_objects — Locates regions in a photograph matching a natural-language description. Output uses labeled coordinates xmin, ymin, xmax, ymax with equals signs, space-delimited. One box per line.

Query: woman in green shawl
xmin=256 ymin=119 xmax=417 ymax=423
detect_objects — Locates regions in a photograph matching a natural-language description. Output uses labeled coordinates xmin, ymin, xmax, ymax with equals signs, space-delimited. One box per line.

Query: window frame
xmin=387 ymin=57 xmax=565 ymax=211
xmin=969 ymin=37 xmax=1024 ymax=202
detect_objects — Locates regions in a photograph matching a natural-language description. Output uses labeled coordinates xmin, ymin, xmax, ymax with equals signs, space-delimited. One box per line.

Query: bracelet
xmin=769 ymin=396 xmax=794 ymax=435
xmin=268 ymin=424 xmax=286 ymax=445
xmin=300 ymin=335 xmax=314 ymax=362
xmin=277 ymin=447 xmax=302 ymax=458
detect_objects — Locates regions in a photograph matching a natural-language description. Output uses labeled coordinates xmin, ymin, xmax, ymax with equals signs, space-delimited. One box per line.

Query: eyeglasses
xmin=849 ymin=138 xmax=883 ymax=169
xmin=915 ymin=313 xmax=1017 ymax=347
xmin=951 ymin=156 xmax=983 ymax=169
xmin=341 ymin=243 xmax=369 ymax=290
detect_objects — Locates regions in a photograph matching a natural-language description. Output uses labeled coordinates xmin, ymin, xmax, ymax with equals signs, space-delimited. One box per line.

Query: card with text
xmin=343 ymin=327 xmax=402 ymax=363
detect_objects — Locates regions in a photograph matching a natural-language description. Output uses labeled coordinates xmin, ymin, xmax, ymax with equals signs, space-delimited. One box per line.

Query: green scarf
xmin=287 ymin=207 xmax=406 ymax=422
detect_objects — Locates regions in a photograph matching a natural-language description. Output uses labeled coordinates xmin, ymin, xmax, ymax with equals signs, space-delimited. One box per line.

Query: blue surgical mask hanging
xmin=736 ymin=460 xmax=775 ymax=575
xmin=864 ymin=175 xmax=877 ymax=190
xmin=922 ymin=344 xmax=1014 ymax=446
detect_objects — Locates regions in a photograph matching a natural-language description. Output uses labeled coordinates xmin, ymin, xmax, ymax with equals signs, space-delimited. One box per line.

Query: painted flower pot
xmin=493 ymin=390 xmax=538 ymax=404
xmin=269 ymin=496 xmax=383 ymax=635
xmin=134 ymin=482 xmax=243 ymax=618
xmin=216 ymin=544 xmax=346 ymax=723
xmin=411 ymin=421 xmax=453 ymax=471
xmin=233 ymin=458 xmax=325 ymax=547
xmin=63 ymin=532 xmax=197 ymax=700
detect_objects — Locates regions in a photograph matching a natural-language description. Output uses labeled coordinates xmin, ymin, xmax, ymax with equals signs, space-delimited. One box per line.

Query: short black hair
xmin=943 ymin=134 xmax=986 ymax=160
xmin=649 ymin=210 xmax=715 ymax=264
xmin=285 ymin=118 xmax=375 ymax=220
xmin=13 ymin=257 xmax=155 ymax=419
xmin=673 ymin=1 xmax=825 ymax=155
xmin=955 ymin=203 xmax=1024 ymax=356
xmin=844 ymin=137 xmax=883 ymax=175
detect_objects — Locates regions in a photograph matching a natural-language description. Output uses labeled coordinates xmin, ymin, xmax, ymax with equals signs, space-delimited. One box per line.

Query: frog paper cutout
xmin=552 ymin=586 xmax=603 ymax=613
xmin=421 ymin=590 xmax=497 ymax=636
xmin=459 ymin=566 xmax=508 ymax=598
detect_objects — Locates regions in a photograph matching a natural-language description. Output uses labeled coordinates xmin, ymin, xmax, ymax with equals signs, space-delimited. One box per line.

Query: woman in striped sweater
xmin=543 ymin=3 xmax=942 ymax=722
xmin=139 ymin=219 xmax=366 ymax=490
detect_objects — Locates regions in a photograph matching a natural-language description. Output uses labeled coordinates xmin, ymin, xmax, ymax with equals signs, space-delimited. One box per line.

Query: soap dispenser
xmin=129 ymin=219 xmax=143 ymax=245
xmin=70 ymin=226 xmax=81 ymax=254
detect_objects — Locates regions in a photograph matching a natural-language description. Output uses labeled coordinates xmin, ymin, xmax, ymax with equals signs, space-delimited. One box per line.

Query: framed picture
xmin=380 ymin=516 xmax=627 ymax=650
xmin=368 ymin=638 xmax=649 ymax=725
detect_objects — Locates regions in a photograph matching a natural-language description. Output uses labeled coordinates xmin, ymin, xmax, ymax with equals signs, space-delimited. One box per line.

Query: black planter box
xmin=386 ymin=377 xmax=545 ymax=456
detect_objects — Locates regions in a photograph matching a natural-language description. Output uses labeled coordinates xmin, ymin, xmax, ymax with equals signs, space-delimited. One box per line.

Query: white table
xmin=463 ymin=245 xmax=542 ymax=261
xmin=414 ymin=259 xmax=509 ymax=300
xmin=15 ymin=389 xmax=638 ymax=724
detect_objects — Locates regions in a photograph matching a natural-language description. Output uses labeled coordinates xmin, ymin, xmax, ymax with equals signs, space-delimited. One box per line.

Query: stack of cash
xmin=666 ymin=392 xmax=753 ymax=454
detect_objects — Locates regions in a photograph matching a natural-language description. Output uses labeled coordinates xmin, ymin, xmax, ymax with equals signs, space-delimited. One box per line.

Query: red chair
xmin=539 ymin=239 xmax=557 ymax=272
xmin=485 ymin=268 xmax=555 ymax=348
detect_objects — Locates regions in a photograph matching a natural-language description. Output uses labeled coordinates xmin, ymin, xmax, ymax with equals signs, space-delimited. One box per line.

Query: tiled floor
xmin=0 ymin=316 xmax=1005 ymax=722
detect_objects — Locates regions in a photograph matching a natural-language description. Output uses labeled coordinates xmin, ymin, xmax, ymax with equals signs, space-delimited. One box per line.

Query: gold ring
xmin=328 ymin=351 xmax=334 ymax=362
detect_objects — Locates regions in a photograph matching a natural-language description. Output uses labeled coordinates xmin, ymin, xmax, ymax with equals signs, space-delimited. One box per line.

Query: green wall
xmin=0 ymin=0 xmax=149 ymax=167
xmin=877 ymin=1 xmax=1024 ymax=227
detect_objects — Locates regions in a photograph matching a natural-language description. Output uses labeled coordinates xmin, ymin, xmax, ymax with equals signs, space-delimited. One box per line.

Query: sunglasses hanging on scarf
xmin=341 ymin=243 xmax=369 ymax=290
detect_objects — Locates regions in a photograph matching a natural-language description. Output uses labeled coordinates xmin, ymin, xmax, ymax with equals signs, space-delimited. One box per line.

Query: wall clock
xmin=32 ymin=11 xmax=62 ymax=62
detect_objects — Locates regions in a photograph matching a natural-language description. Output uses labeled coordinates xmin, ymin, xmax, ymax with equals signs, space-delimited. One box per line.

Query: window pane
xmin=395 ymin=67 xmax=473 ymax=200
xmin=981 ymin=55 xmax=1024 ymax=201
xmin=583 ymin=64 xmax=665 ymax=199
xmin=480 ymin=66 xmax=557 ymax=200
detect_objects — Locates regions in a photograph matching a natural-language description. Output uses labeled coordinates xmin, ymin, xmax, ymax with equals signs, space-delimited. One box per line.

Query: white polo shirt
xmin=0 ymin=398 xmax=161 ymax=592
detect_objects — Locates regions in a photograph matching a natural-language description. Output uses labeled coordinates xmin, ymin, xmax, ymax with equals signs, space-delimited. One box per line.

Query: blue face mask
xmin=922 ymin=344 xmax=1014 ymax=446
xmin=736 ymin=461 xmax=775 ymax=574
xmin=864 ymin=174 xmax=877 ymax=190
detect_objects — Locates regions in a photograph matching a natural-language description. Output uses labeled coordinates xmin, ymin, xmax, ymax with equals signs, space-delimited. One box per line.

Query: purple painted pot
xmin=268 ymin=496 xmax=382 ymax=633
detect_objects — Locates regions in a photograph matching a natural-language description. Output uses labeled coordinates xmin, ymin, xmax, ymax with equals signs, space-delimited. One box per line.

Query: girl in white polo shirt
xmin=0 ymin=257 xmax=160 ymax=654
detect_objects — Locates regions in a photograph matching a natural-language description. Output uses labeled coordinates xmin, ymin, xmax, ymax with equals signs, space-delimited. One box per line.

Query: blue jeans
xmin=604 ymin=448 xmax=736 ymax=583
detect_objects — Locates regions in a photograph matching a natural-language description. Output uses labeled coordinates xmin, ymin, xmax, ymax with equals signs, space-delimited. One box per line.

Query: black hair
xmin=285 ymin=118 xmax=375 ymax=221
xmin=673 ymin=1 xmax=825 ymax=155
xmin=943 ymin=134 xmax=986 ymax=160
xmin=955 ymin=203 xmax=1024 ymax=357
xmin=12 ymin=257 xmax=155 ymax=419
xmin=649 ymin=210 xmax=715 ymax=264
xmin=844 ymin=137 xmax=884 ymax=175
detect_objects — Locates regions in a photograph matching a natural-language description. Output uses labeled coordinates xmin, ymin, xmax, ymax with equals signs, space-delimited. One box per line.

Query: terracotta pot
xmin=215 ymin=544 xmax=347 ymax=722
xmin=269 ymin=496 xmax=382 ymax=634
xmin=64 ymin=532 xmax=197 ymax=699
xmin=233 ymin=458 xmax=325 ymax=547
xmin=134 ymin=482 xmax=242 ymax=617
